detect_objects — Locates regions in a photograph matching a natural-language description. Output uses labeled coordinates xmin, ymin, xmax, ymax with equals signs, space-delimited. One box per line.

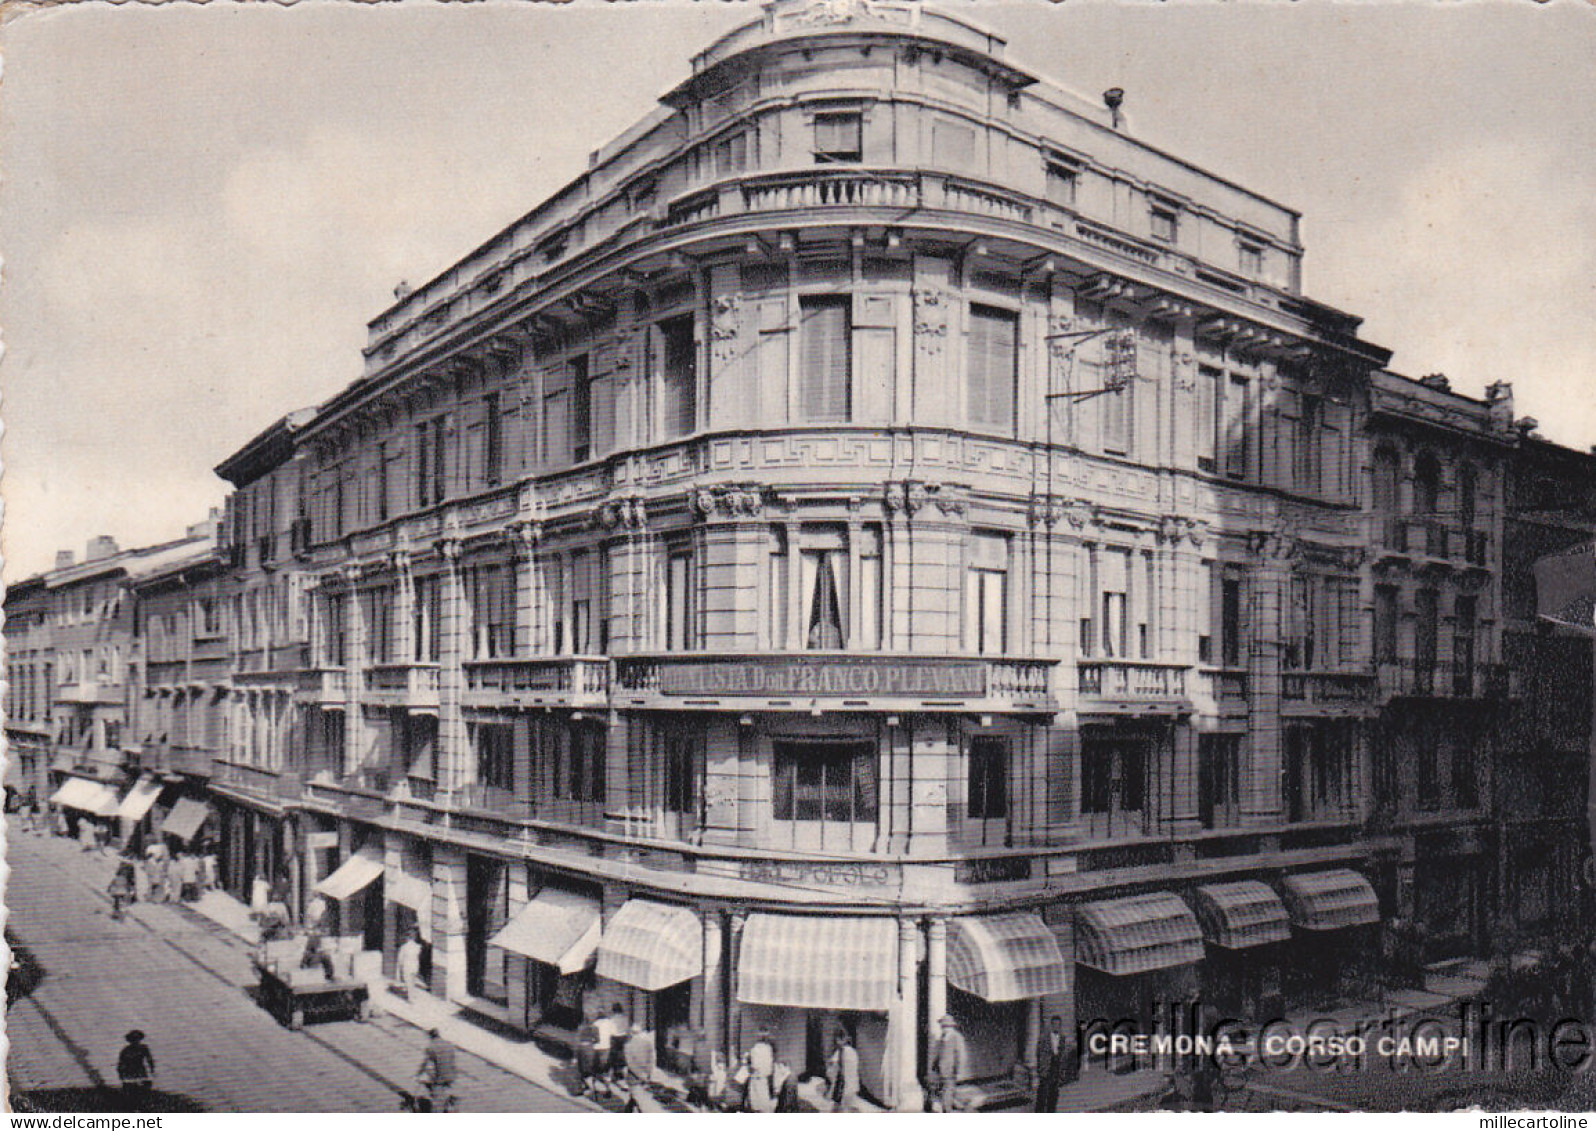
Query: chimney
xmin=1486 ymin=380 xmax=1515 ymax=432
xmin=85 ymin=535 xmax=119 ymax=562
xmin=54 ymin=550 xmax=76 ymax=570
xmin=1103 ymin=88 xmax=1126 ymax=131
xmin=1419 ymin=373 xmax=1451 ymax=392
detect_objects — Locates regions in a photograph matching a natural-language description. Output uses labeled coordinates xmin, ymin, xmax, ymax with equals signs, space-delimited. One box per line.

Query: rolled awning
xmin=159 ymin=798 xmax=213 ymax=843
xmin=50 ymin=777 xmax=121 ymax=818
xmin=117 ymin=777 xmax=164 ymax=823
xmin=596 ymin=900 xmax=703 ymax=992
xmin=314 ymin=846 xmax=385 ymax=901
xmin=947 ymin=913 xmax=1067 ymax=1002
xmin=1280 ymin=870 xmax=1380 ymax=931
xmin=1075 ymin=892 xmax=1203 ymax=976
xmin=737 ymin=914 xmax=897 ymax=1011
xmin=491 ymin=888 xmax=601 ymax=975
xmin=1190 ymin=881 xmax=1292 ymax=949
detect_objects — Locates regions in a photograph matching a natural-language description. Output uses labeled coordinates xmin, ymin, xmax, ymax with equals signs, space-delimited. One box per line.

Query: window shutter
xmin=798 ymin=297 xmax=851 ymax=422
xmin=967 ymin=306 xmax=1016 ymax=433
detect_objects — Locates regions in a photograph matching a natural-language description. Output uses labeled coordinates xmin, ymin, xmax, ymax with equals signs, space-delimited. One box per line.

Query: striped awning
xmin=947 ymin=913 xmax=1068 ymax=1002
xmin=50 ymin=777 xmax=121 ymax=818
xmin=159 ymin=798 xmax=213 ymax=843
xmin=314 ymin=846 xmax=385 ymax=901
xmin=737 ymin=914 xmax=897 ymax=1011
xmin=1190 ymin=881 xmax=1292 ymax=949
xmin=491 ymin=888 xmax=601 ymax=975
xmin=596 ymin=900 xmax=703 ymax=992
xmin=1075 ymin=892 xmax=1203 ymax=975
xmin=117 ymin=777 xmax=164 ymax=823
xmin=1280 ymin=870 xmax=1380 ymax=931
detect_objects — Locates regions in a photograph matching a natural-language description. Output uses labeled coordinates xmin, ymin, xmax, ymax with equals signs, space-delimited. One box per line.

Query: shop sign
xmin=740 ymin=859 xmax=895 ymax=888
xmin=659 ymin=657 xmax=986 ymax=698
xmin=955 ymin=856 xmax=1032 ymax=884
xmin=306 ymin=831 xmax=339 ymax=850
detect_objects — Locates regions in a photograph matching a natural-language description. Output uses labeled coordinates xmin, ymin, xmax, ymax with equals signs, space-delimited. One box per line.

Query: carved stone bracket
xmin=595 ymin=496 xmax=649 ymax=531
xmin=1157 ymin=515 xmax=1208 ymax=547
xmin=435 ymin=537 xmax=462 ymax=564
xmin=710 ymin=293 xmax=742 ymax=366
xmin=388 ymin=550 xmax=412 ymax=575
xmin=1248 ymin=527 xmax=1298 ymax=562
xmin=912 ymin=288 xmax=949 ymax=355
xmin=691 ymin=484 xmax=765 ymax=521
xmin=508 ymin=520 xmax=543 ymax=558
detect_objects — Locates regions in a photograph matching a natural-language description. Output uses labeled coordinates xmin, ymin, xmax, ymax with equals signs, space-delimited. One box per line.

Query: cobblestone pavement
xmin=5 ymin=828 xmax=588 ymax=1113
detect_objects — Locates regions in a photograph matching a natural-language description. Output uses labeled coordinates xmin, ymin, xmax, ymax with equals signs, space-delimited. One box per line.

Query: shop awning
xmin=50 ymin=752 xmax=77 ymax=774
xmin=737 ymin=914 xmax=897 ymax=1011
xmin=159 ymin=798 xmax=213 ymax=843
xmin=1279 ymin=870 xmax=1380 ymax=931
xmin=4 ymin=760 xmax=24 ymax=790
xmin=596 ymin=900 xmax=703 ymax=992
xmin=50 ymin=777 xmax=121 ymax=818
xmin=490 ymin=888 xmax=601 ymax=975
xmin=314 ymin=846 xmax=385 ymax=901
xmin=117 ymin=777 xmax=164 ymax=823
xmin=387 ymin=869 xmax=432 ymax=914
xmin=947 ymin=913 xmax=1067 ymax=1002
xmin=1190 ymin=881 xmax=1292 ymax=949
xmin=1075 ymin=892 xmax=1203 ymax=976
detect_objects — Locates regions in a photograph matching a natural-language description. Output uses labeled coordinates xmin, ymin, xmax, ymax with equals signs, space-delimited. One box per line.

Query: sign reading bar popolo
xmin=658 ymin=657 xmax=987 ymax=698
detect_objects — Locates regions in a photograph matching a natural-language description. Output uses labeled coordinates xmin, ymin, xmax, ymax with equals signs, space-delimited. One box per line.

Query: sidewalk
xmin=185 ymin=887 xmax=597 ymax=1110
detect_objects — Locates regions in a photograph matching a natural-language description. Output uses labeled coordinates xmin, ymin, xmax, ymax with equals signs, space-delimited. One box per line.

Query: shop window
xmin=772 ymin=740 xmax=877 ymax=823
xmin=658 ymin=315 xmax=696 ymax=440
xmin=967 ymin=736 xmax=1009 ymax=820
xmin=475 ymin=722 xmax=515 ymax=793
xmin=964 ymin=532 xmax=1009 ymax=656
xmin=798 ymin=296 xmax=852 ymax=423
xmin=967 ymin=305 xmax=1018 ymax=435
xmin=1198 ymin=734 xmax=1240 ymax=829
xmin=813 ymin=111 xmax=862 ymax=164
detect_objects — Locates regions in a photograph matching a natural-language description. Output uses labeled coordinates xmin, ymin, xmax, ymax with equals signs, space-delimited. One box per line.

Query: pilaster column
xmin=436 ymin=538 xmax=467 ymax=793
xmin=926 ymin=917 xmax=948 ymax=1038
xmin=392 ymin=551 xmax=415 ymax=662
xmin=700 ymin=908 xmax=725 ymax=1057
xmin=892 ymin=917 xmax=925 ymax=1112
xmin=728 ymin=912 xmax=747 ymax=1055
xmin=340 ymin=566 xmax=367 ymax=779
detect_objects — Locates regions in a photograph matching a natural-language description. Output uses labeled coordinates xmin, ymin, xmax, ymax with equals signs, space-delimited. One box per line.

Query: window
xmin=375 ymin=441 xmax=390 ymax=522
xmin=967 ymin=305 xmax=1018 ymax=434
xmin=798 ymin=296 xmax=852 ymax=422
xmin=1415 ymin=587 xmax=1439 ymax=688
xmin=664 ymin=731 xmax=698 ymax=815
xmin=1238 ymin=241 xmax=1263 ymax=277
xmin=1099 ymin=549 xmax=1130 ymax=658
xmin=813 ymin=111 xmax=862 ymax=164
xmin=1224 ymin=375 xmax=1249 ymax=479
xmin=1198 ymin=734 xmax=1240 ymax=829
xmin=1080 ymin=731 xmax=1148 ymax=836
xmin=1286 ymin=575 xmax=1315 ymax=670
xmin=570 ymin=355 xmax=592 ymax=463
xmin=1453 ymin=595 xmax=1477 ymax=695
xmin=1454 ymin=729 xmax=1478 ymax=809
xmin=324 ymin=594 xmax=347 ymax=666
xmin=714 ymin=131 xmax=748 ymax=177
xmin=413 ymin=575 xmax=441 ymax=663
xmin=1285 ymin=721 xmax=1353 ymax=821
xmin=659 ymin=316 xmax=696 ymax=439
xmin=1374 ymin=584 xmax=1399 ymax=665
xmin=967 ymin=736 xmax=1009 ymax=820
xmin=570 ymin=550 xmax=597 ymax=654
xmin=1150 ymin=203 xmax=1178 ymax=242
xmin=1416 ymin=726 xmax=1439 ymax=810
xmin=468 ymin=563 xmax=513 ymax=660
xmin=964 ymin=532 xmax=1009 ymax=656
xmin=768 ymin=528 xmax=790 ymax=649
xmin=800 ymin=530 xmax=849 ymax=650
xmin=362 ymin=587 xmax=394 ymax=665
xmin=1295 ymin=393 xmax=1322 ymax=494
xmin=542 ymin=366 xmax=569 ymax=467
xmin=666 ymin=545 xmax=696 ymax=651
xmin=772 ymin=740 xmax=877 ymax=823
xmin=402 ymin=712 xmax=439 ymax=781
xmin=558 ymin=722 xmax=607 ymax=804
xmin=416 ymin=417 xmax=446 ymax=508
xmin=858 ymin=526 xmax=883 ymax=650
xmin=484 ymin=393 xmax=503 ymax=486
xmin=1045 ymin=160 xmax=1078 ymax=207
xmin=475 ymin=723 xmax=515 ymax=792
xmin=1196 ymin=365 xmax=1220 ymax=472
xmin=1101 ymin=360 xmax=1132 ymax=455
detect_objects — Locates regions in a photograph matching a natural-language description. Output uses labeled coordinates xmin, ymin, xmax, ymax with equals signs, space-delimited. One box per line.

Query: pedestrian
xmin=745 ymin=1028 xmax=776 ymax=1113
xmin=927 ymin=1014 xmax=967 ymax=1113
xmin=396 ymin=931 xmax=423 ymax=997
xmin=575 ymin=1010 xmax=604 ymax=1097
xmin=117 ymin=1030 xmax=156 ymax=1095
xmin=108 ymin=861 xmax=135 ymax=920
xmin=178 ymin=852 xmax=200 ymax=902
xmin=79 ymin=820 xmax=97 ymax=853
xmin=146 ymin=848 xmax=169 ymax=904
xmin=606 ymin=1002 xmax=631 ymax=1082
xmin=417 ymin=1027 xmax=458 ymax=1111
xmin=1035 ymin=1014 xmax=1066 ymax=1112
xmin=827 ymin=1028 xmax=861 ymax=1112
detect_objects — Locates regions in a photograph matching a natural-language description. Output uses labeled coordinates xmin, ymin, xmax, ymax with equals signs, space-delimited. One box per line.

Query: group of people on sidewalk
xmin=107 ymin=842 xmax=217 ymax=917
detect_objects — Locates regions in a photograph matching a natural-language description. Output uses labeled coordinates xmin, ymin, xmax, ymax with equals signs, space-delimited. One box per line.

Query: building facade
xmin=6 ymin=0 xmax=1593 ymax=1111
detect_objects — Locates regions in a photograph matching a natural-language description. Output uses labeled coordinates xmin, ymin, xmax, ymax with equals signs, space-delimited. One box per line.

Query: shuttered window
xmin=660 ymin=316 xmax=696 ymax=439
xmin=967 ymin=305 xmax=1018 ymax=434
xmin=570 ymin=355 xmax=592 ymax=462
xmin=798 ymin=296 xmax=852 ymax=423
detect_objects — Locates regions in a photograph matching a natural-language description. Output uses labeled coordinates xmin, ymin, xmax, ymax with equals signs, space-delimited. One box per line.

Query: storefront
xmin=314 ymin=843 xmax=385 ymax=950
xmin=735 ymin=913 xmax=897 ymax=1102
xmin=115 ymin=775 xmax=165 ymax=853
xmin=594 ymin=898 xmax=704 ymax=1060
xmin=1073 ymin=892 xmax=1203 ymax=1069
xmin=50 ymin=775 xmax=122 ymax=840
xmin=943 ymin=913 xmax=1068 ymax=1094
xmin=1189 ymin=880 xmax=1290 ymax=1017
xmin=1278 ymin=869 xmax=1381 ymax=1008
xmin=383 ymin=835 xmax=434 ymax=983
xmin=489 ymin=882 xmax=602 ymax=1034
xmin=159 ymin=796 xmax=214 ymax=851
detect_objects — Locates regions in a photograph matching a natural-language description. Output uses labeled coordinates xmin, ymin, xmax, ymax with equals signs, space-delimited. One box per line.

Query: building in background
xmin=5 ymin=0 xmax=1594 ymax=1110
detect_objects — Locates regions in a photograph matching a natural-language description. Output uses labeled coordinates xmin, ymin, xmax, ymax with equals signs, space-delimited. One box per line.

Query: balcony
xmin=1377 ymin=660 xmax=1508 ymax=700
xmin=1195 ymin=667 xmax=1249 ymax=706
xmin=1376 ymin=517 xmax=1491 ymax=570
xmin=55 ymin=681 xmax=123 ymax=705
xmin=463 ymin=656 xmax=609 ymax=710
xmin=362 ymin=663 xmax=441 ymax=710
xmin=1076 ymin=659 xmax=1190 ymax=714
xmin=613 ymin=653 xmax=1057 ymax=714
xmin=1281 ymin=669 xmax=1378 ymax=713
xmin=454 ymin=781 xmax=530 ymax=820
xmin=294 ymin=667 xmax=348 ymax=706
xmin=213 ymin=760 xmax=303 ymax=801
xmin=150 ymin=742 xmax=215 ymax=779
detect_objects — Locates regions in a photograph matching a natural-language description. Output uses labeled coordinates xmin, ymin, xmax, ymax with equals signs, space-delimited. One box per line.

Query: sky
xmin=2 ymin=0 xmax=1593 ymax=582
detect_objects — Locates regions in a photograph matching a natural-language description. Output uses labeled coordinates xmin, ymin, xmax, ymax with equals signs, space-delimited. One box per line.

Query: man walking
xmin=1035 ymin=1014 xmax=1067 ymax=1112
xmin=928 ymin=1015 xmax=967 ymax=1113
xmin=117 ymin=1030 xmax=156 ymax=1095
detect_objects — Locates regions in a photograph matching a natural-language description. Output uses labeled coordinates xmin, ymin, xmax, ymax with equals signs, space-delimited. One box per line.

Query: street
xmin=4 ymin=828 xmax=589 ymax=1113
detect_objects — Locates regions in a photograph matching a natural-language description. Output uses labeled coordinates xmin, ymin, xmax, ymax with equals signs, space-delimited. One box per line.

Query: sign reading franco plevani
xmin=657 ymin=657 xmax=988 ymax=697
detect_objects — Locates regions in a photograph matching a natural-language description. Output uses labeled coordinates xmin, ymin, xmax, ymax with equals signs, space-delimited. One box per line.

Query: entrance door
xmin=465 ymin=855 xmax=509 ymax=1004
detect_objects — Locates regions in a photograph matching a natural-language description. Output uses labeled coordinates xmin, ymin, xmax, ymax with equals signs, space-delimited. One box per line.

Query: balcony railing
xmin=614 ymin=653 xmax=1057 ymax=712
xmin=1195 ymin=667 xmax=1250 ymax=703
xmin=1377 ymin=517 xmax=1491 ymax=567
xmin=1377 ymin=659 xmax=1508 ymax=699
xmin=152 ymin=743 xmax=215 ymax=779
xmin=362 ymin=663 xmax=441 ymax=708
xmin=213 ymin=759 xmax=302 ymax=800
xmin=55 ymin=681 xmax=123 ymax=705
xmin=1076 ymin=659 xmax=1189 ymax=709
xmin=464 ymin=656 xmax=610 ymax=708
xmin=1281 ymin=669 xmax=1378 ymax=708
xmin=454 ymin=781 xmax=529 ymax=819
xmin=294 ymin=667 xmax=348 ymax=705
